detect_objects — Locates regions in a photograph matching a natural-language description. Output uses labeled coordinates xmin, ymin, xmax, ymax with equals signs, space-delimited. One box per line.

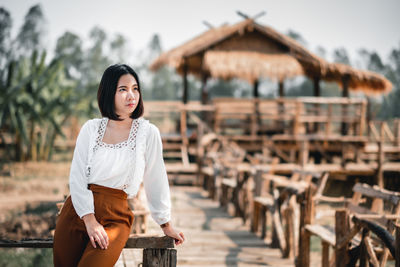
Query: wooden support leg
xmin=335 ymin=209 xmax=349 ymax=267
xmin=142 ymin=248 xmax=177 ymax=267
xmin=261 ymin=205 xmax=267 ymax=239
xmin=297 ymin=187 xmax=313 ymax=267
xmin=395 ymin=223 xmax=400 ymax=267
xmin=322 ymin=241 xmax=330 ymax=267
xmin=251 ymin=202 xmax=260 ymax=233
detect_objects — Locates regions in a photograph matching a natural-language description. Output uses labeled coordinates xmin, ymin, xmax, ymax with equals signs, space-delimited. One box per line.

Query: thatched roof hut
xmin=150 ymin=18 xmax=392 ymax=102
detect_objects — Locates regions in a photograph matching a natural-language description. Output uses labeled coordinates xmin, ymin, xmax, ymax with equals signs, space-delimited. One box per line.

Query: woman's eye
xmin=119 ymin=88 xmax=126 ymax=92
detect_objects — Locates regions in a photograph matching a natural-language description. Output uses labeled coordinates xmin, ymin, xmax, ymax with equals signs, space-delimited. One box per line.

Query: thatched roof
xmin=150 ymin=18 xmax=392 ymax=94
xmin=203 ymin=51 xmax=304 ymax=83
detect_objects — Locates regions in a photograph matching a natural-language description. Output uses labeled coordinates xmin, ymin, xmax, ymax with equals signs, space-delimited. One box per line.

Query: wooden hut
xmin=150 ymin=18 xmax=392 ymax=103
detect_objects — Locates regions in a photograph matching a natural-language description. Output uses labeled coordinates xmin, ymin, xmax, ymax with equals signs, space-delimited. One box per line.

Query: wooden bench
xmin=0 ymin=236 xmax=177 ymax=267
xmin=251 ymin=169 xmax=328 ymax=259
xmin=299 ymin=183 xmax=400 ymax=267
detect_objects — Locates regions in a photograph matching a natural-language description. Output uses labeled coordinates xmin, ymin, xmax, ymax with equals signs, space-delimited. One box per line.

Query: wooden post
xmin=201 ymin=74 xmax=208 ymax=105
xmin=182 ymin=59 xmax=188 ymax=104
xmin=143 ymin=248 xmax=177 ymax=267
xmin=253 ymin=79 xmax=259 ymax=98
xmin=313 ymin=77 xmax=321 ymax=133
xmin=300 ymin=140 xmax=309 ymax=167
xmin=359 ymin=100 xmax=367 ymax=136
xmin=335 ymin=209 xmax=349 ymax=267
xmin=341 ymin=76 xmax=350 ymax=136
xmin=313 ymin=77 xmax=320 ymax=97
xmin=321 ymin=241 xmax=330 ymax=267
xmin=279 ymin=80 xmax=284 ymax=97
xmin=395 ymin=223 xmax=400 ymax=267
xmin=376 ymin=122 xmax=384 ymax=189
xmin=396 ymin=119 xmax=400 ymax=147
xmin=326 ymin=103 xmax=333 ymax=137
xmin=297 ymin=187 xmax=313 ymax=267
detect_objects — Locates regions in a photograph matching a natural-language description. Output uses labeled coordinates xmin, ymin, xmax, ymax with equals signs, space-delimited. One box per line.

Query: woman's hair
xmin=97 ymin=64 xmax=144 ymax=120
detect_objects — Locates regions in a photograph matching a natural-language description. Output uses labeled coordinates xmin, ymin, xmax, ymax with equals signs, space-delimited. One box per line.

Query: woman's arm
xmin=143 ymin=124 xmax=185 ymax=245
xmin=69 ymin=120 xmax=95 ymax=218
xmin=69 ymin=120 xmax=109 ymax=249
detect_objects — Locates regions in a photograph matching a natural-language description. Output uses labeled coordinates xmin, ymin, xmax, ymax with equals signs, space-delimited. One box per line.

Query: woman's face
xmin=114 ymin=74 xmax=140 ymax=119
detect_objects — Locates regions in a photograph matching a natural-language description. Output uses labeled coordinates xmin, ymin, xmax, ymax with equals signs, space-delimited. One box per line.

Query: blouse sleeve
xmin=143 ymin=123 xmax=171 ymax=225
xmin=69 ymin=120 xmax=95 ymax=219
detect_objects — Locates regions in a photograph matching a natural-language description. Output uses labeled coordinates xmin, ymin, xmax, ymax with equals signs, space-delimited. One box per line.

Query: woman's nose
xmin=127 ymin=90 xmax=135 ymax=99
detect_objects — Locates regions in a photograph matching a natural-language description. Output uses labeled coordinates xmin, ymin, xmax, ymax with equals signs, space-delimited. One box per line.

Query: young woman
xmin=53 ymin=64 xmax=184 ymax=267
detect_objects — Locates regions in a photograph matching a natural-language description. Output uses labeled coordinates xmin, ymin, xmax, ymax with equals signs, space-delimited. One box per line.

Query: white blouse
xmin=69 ymin=117 xmax=171 ymax=225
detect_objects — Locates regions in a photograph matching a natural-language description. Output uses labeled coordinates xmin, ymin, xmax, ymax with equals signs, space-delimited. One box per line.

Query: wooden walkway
xmin=116 ymin=186 xmax=300 ymax=267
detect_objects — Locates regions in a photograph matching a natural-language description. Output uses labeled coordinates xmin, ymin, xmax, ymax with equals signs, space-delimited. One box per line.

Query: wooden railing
xmin=0 ymin=236 xmax=177 ymax=267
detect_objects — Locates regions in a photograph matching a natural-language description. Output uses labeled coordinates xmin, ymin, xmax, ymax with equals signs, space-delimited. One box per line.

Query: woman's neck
xmin=108 ymin=117 xmax=133 ymax=130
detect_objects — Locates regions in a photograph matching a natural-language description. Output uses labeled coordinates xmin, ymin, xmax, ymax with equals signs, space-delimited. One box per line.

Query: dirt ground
xmin=0 ymin=161 xmax=71 ymax=239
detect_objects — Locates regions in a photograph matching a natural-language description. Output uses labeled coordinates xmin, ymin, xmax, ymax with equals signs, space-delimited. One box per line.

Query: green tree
xmin=16 ymin=4 xmax=46 ymax=57
xmin=55 ymin=31 xmax=84 ymax=79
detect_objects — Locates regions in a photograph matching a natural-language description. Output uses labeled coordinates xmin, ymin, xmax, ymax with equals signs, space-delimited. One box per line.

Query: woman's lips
xmin=127 ymin=103 xmax=135 ymax=107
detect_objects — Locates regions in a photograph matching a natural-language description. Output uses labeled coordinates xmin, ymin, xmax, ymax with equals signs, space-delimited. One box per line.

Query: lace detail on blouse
xmin=94 ymin=118 xmax=139 ymax=150
xmin=86 ymin=117 xmax=140 ymax=178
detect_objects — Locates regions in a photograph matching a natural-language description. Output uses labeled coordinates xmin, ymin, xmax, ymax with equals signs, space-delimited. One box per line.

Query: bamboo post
xmin=335 ymin=209 xmax=349 ymax=267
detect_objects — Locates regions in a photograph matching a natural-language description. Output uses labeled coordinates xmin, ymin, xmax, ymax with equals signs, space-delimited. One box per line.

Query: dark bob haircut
xmin=97 ymin=64 xmax=144 ymax=120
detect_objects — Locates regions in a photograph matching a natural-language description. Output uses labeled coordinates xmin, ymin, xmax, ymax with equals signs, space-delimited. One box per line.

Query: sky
xmin=1 ymin=0 xmax=399 ymax=64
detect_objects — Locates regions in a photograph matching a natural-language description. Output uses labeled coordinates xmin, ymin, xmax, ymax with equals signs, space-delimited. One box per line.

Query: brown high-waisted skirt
xmin=53 ymin=184 xmax=134 ymax=267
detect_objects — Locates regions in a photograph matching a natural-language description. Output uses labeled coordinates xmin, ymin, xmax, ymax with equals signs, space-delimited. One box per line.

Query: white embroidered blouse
xmin=69 ymin=117 xmax=171 ymax=225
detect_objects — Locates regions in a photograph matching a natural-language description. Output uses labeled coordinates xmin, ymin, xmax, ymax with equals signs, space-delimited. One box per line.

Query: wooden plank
xmin=0 ymin=236 xmax=175 ymax=249
xmin=352 ymin=183 xmax=400 ymax=205
xmin=305 ymin=224 xmax=335 ymax=246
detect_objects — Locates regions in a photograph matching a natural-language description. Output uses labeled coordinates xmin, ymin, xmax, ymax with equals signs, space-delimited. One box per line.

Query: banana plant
xmin=0 ymin=50 xmax=77 ymax=161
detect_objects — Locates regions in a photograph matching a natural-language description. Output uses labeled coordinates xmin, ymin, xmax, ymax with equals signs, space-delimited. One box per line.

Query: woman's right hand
xmin=82 ymin=213 xmax=109 ymax=249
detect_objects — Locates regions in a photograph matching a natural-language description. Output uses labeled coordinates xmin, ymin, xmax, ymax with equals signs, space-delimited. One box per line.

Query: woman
xmin=53 ymin=64 xmax=185 ymax=267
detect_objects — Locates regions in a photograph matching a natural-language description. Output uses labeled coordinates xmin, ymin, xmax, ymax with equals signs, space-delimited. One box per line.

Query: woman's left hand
xmin=161 ymin=223 xmax=185 ymax=246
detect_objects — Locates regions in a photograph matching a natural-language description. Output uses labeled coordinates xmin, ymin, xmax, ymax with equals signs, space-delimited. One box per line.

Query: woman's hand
xmin=161 ymin=222 xmax=185 ymax=245
xmin=82 ymin=213 xmax=109 ymax=249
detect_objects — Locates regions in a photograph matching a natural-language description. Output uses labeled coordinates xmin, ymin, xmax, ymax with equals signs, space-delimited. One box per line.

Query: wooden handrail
xmin=0 ymin=236 xmax=177 ymax=267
